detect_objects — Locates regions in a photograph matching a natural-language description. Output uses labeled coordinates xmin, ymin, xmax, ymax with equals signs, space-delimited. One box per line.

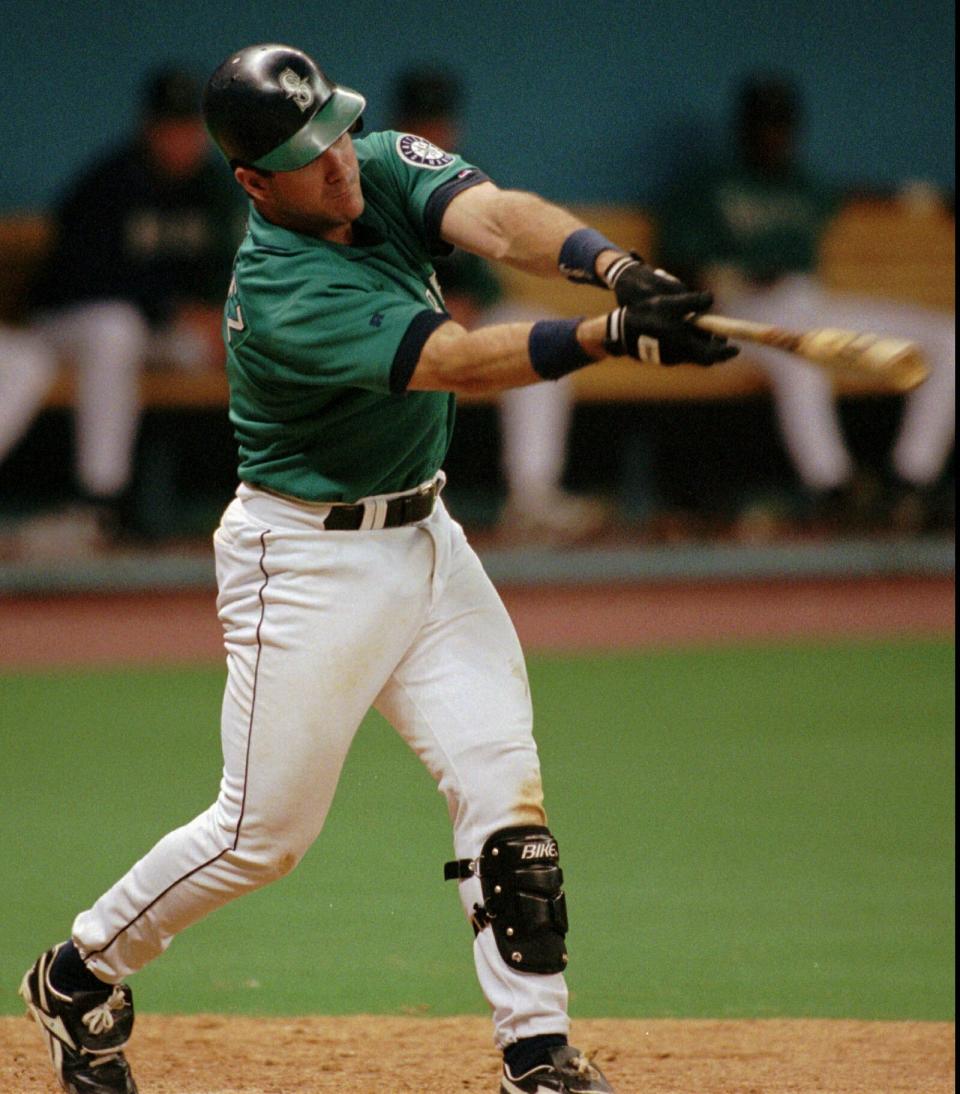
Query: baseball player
xmin=19 ymin=43 xmax=736 ymax=1094
xmin=0 ymin=69 xmax=241 ymax=555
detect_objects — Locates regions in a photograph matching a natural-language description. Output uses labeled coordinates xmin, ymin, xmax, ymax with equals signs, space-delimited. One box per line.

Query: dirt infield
xmin=0 ymin=574 xmax=953 ymax=667
xmin=3 ymin=1014 xmax=953 ymax=1092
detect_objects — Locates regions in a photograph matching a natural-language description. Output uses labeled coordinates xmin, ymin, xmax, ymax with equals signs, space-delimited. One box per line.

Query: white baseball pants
xmin=24 ymin=302 xmax=145 ymax=497
xmin=0 ymin=326 xmax=58 ymax=466
xmin=72 ymin=483 xmax=569 ymax=1048
xmin=488 ymin=300 xmax=575 ymax=502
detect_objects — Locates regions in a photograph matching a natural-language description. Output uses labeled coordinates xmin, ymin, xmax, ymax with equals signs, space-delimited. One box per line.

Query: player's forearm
xmin=408 ymin=316 xmax=607 ymax=396
xmin=486 ymin=194 xmax=627 ymax=285
xmin=443 ymin=185 xmax=621 ymax=283
xmin=480 ymin=190 xmax=597 ymax=277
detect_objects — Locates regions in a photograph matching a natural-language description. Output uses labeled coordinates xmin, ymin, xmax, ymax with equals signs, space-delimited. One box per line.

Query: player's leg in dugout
xmin=374 ymin=500 xmax=570 ymax=1049
xmin=823 ymin=293 xmax=955 ymax=488
xmin=725 ymin=277 xmax=855 ymax=493
xmin=0 ymin=327 xmax=58 ymax=466
xmin=38 ymin=300 xmax=148 ymax=499
xmin=71 ymin=484 xmax=444 ymax=981
xmin=728 ymin=277 xmax=956 ymax=495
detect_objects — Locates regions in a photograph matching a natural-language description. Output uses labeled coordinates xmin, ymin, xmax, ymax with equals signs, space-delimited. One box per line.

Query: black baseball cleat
xmin=19 ymin=945 xmax=138 ymax=1094
xmin=501 ymin=1044 xmax=615 ymax=1093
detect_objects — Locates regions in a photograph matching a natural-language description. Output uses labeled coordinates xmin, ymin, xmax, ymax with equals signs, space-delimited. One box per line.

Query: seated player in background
xmin=655 ymin=73 xmax=955 ymax=533
xmin=0 ymin=68 xmax=244 ymax=555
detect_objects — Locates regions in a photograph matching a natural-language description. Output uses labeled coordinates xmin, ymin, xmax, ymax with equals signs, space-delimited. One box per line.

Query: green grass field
xmin=1 ymin=638 xmax=953 ymax=1021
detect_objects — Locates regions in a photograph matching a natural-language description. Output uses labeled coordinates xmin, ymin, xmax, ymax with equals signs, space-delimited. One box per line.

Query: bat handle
xmin=694 ymin=313 xmax=776 ymax=339
xmin=693 ymin=313 xmax=803 ymax=352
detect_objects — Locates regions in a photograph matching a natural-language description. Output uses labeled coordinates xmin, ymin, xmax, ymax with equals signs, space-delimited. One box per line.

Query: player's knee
xmin=226 ymin=842 xmax=304 ymax=882
xmin=453 ymin=747 xmax=546 ymax=831
xmin=74 ymin=301 xmax=150 ymax=368
xmin=0 ymin=332 xmax=57 ymax=391
xmin=271 ymin=847 xmax=301 ymax=878
xmin=444 ymin=825 xmax=568 ymax=975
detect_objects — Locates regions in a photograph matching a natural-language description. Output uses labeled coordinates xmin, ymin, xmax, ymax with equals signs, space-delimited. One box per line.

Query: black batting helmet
xmin=203 ymin=43 xmax=365 ymax=171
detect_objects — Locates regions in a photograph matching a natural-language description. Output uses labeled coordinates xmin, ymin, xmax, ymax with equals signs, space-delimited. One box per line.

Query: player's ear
xmin=233 ymin=164 xmax=273 ymax=201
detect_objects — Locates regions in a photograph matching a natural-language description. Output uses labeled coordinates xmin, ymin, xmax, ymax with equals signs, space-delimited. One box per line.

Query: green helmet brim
xmin=252 ymin=86 xmax=366 ymax=171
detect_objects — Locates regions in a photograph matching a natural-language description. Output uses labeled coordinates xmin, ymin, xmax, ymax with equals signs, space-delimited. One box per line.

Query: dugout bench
xmin=0 ymin=197 xmax=953 ymax=408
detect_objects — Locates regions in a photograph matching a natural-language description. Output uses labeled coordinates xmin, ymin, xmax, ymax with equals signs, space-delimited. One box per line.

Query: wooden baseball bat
xmin=694 ymin=313 xmax=930 ymax=392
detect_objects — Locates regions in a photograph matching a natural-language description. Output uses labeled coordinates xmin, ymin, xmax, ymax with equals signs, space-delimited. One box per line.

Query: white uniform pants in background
xmin=0 ymin=327 xmax=58 ymax=466
xmin=0 ymin=299 xmax=213 ymax=498
xmin=26 ymin=302 xmax=146 ymax=497
xmin=723 ymin=276 xmax=956 ymax=492
xmin=73 ymin=485 xmax=569 ymax=1048
xmin=484 ymin=302 xmax=574 ymax=504
xmin=500 ymin=377 xmax=574 ymax=501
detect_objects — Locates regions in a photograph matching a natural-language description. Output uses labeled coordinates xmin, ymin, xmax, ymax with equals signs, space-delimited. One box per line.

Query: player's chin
xmin=322 ymin=190 xmax=364 ymax=226
xmin=341 ymin=189 xmax=364 ymax=220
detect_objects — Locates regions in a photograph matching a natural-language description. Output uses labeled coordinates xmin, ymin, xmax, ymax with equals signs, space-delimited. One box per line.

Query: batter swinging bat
xmin=694 ymin=313 xmax=930 ymax=392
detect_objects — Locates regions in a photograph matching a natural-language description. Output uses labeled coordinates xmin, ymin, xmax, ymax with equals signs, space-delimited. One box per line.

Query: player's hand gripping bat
xmin=693 ymin=313 xmax=929 ymax=392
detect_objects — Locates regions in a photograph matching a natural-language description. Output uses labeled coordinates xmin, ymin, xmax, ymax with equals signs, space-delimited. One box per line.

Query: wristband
xmin=529 ymin=318 xmax=593 ymax=379
xmin=558 ymin=228 xmax=619 ymax=286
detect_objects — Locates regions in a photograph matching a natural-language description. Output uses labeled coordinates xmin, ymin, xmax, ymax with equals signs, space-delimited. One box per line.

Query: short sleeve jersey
xmin=223 ymin=130 xmax=488 ymax=502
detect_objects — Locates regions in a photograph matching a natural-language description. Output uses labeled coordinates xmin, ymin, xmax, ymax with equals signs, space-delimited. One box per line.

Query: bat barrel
xmin=798 ymin=329 xmax=930 ymax=392
xmin=860 ymin=344 xmax=929 ymax=392
xmin=695 ymin=314 xmax=930 ymax=393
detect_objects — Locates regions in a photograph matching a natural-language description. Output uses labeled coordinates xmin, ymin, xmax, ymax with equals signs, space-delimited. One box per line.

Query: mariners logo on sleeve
xmin=396 ymin=133 xmax=455 ymax=170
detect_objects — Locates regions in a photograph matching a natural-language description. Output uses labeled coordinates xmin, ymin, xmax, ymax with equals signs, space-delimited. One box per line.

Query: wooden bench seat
xmin=0 ymin=198 xmax=953 ymax=409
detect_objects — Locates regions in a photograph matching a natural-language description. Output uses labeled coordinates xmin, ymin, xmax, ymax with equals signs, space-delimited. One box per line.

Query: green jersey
xmin=222 ymin=130 xmax=488 ymax=502
xmin=657 ymin=158 xmax=839 ymax=284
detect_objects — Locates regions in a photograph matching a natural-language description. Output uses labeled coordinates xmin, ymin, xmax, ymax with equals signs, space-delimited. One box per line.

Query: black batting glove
xmin=603 ymin=294 xmax=740 ymax=367
xmin=604 ymin=251 xmax=688 ymax=305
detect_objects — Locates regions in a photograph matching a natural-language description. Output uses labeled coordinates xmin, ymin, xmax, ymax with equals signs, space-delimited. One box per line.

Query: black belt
xmin=322 ymin=481 xmax=440 ymax=530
